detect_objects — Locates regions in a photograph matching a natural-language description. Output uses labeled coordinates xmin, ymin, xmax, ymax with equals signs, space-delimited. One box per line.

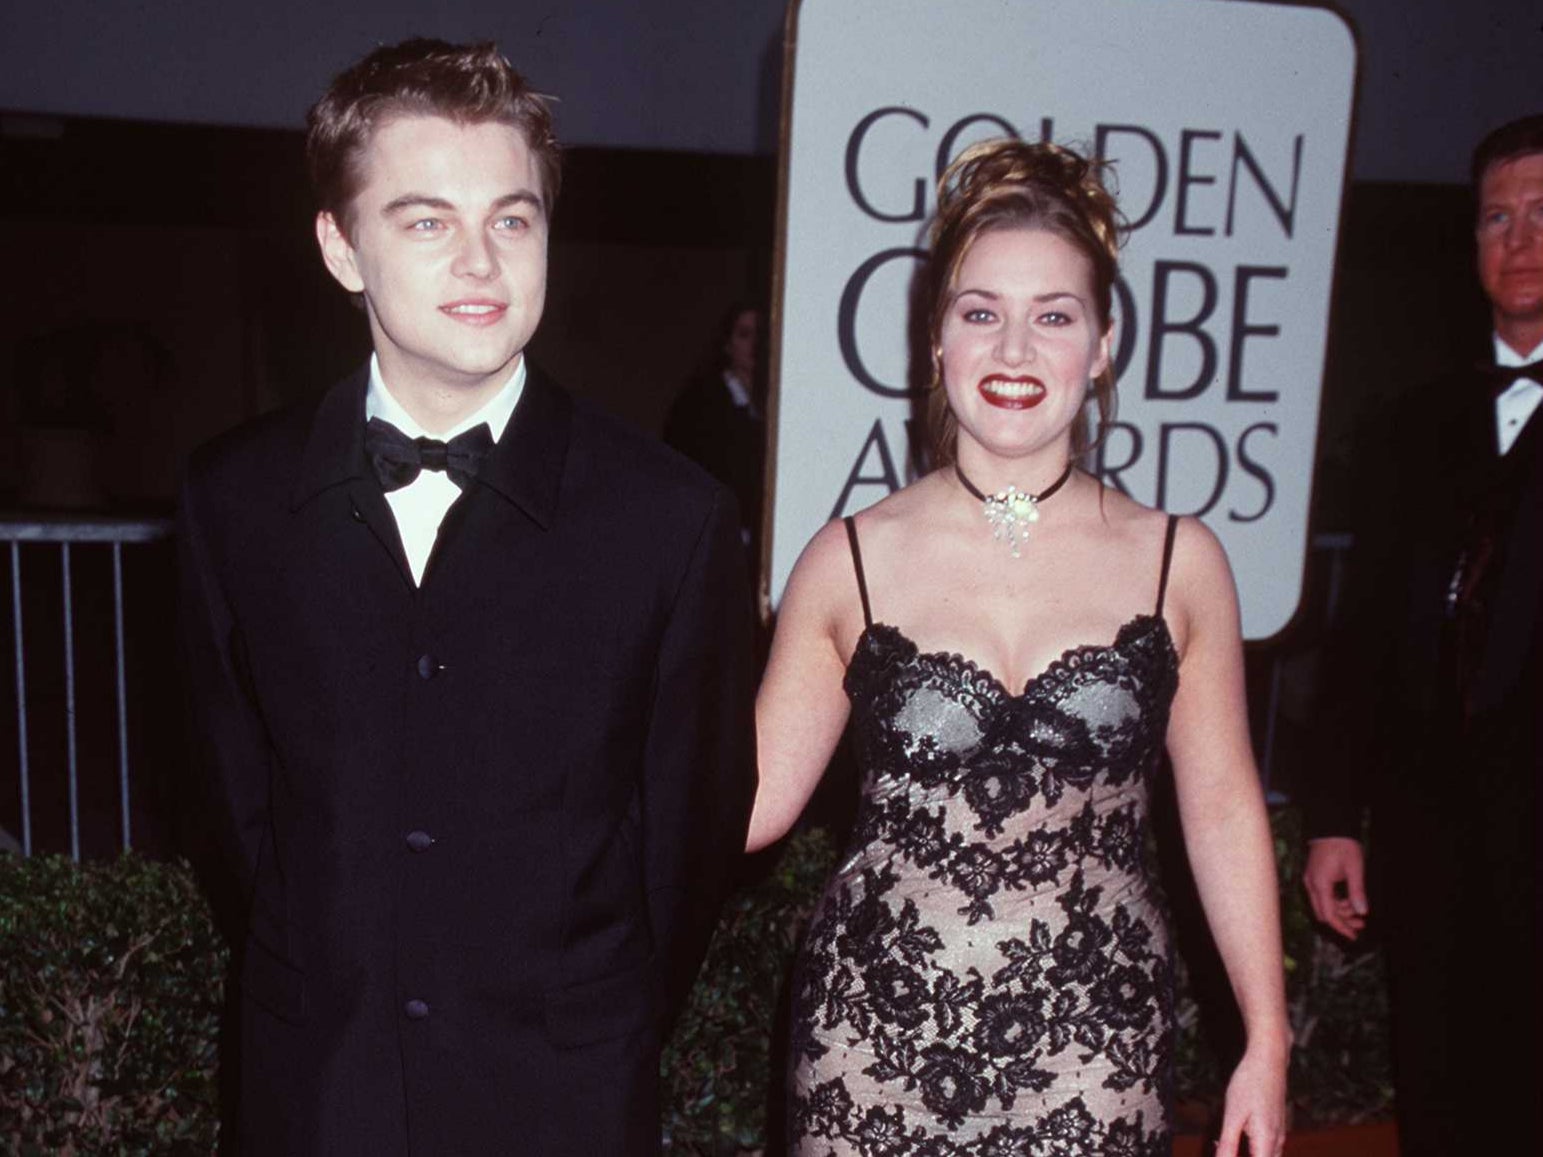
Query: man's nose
xmin=453 ymin=229 xmax=499 ymax=278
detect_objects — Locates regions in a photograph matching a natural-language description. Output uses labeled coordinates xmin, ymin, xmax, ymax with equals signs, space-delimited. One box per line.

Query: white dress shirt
xmin=1494 ymin=334 xmax=1543 ymax=456
xmin=721 ymin=369 xmax=755 ymax=413
xmin=365 ymin=355 xmax=525 ymax=584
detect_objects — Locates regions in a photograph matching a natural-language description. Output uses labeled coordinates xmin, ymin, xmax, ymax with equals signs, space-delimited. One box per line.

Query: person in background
xmin=1301 ymin=113 xmax=1543 ymax=1156
xmin=665 ymin=302 xmax=767 ymax=566
xmin=178 ymin=38 xmax=755 ymax=1155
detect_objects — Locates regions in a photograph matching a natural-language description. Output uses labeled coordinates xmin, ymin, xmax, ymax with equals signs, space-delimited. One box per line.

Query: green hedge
xmin=1271 ymin=808 xmax=1393 ymax=1126
xmin=0 ymin=853 xmax=224 ymax=1155
xmin=1 ymin=813 xmax=1389 ymax=1154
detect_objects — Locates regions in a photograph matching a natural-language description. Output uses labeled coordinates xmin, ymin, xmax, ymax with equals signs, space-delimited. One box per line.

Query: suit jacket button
xmin=350 ymin=504 xmax=365 ymax=523
xmin=405 ymin=830 xmax=433 ymax=853
xmin=416 ymin=655 xmax=440 ymax=680
xmin=404 ymin=999 xmax=430 ymax=1020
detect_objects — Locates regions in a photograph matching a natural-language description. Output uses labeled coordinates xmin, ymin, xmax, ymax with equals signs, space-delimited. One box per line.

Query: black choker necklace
xmin=955 ymin=461 xmax=1074 ymax=558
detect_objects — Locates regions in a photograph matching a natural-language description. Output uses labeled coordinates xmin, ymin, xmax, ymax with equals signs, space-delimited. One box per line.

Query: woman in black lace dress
xmin=749 ymin=140 xmax=1288 ymax=1157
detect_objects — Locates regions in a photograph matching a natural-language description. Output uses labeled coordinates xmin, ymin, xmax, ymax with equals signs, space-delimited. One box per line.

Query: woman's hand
xmin=1161 ymin=517 xmax=1291 ymax=1157
xmin=1216 ymin=1039 xmax=1289 ymax=1157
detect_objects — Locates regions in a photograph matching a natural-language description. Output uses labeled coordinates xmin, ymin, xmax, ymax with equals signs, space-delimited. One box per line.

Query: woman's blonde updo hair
xmin=925 ymin=138 xmax=1124 ymax=467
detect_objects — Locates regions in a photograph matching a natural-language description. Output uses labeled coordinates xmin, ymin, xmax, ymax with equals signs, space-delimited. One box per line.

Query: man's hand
xmin=1303 ymin=837 xmax=1368 ymax=939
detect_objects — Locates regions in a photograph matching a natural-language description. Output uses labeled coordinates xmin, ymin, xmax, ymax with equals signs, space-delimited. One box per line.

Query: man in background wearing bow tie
xmin=1301 ymin=114 xmax=1543 ymax=1155
xmin=177 ymin=39 xmax=756 ymax=1156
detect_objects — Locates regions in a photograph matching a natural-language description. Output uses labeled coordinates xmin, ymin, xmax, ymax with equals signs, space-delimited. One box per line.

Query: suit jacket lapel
xmin=288 ymin=367 xmax=414 ymax=588
xmin=413 ymin=362 xmax=573 ymax=588
xmin=470 ymin=363 xmax=572 ymax=529
xmin=1448 ymin=367 xmax=1501 ymax=509
xmin=1471 ymin=391 xmax=1543 ymax=713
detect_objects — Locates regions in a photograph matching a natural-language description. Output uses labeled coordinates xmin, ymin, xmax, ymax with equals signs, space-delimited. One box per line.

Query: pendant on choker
xmin=955 ymin=462 xmax=1074 ymax=558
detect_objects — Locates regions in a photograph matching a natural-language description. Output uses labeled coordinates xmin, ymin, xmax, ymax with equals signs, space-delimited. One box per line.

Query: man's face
xmin=1476 ymin=152 xmax=1543 ymax=341
xmin=724 ymin=309 xmax=760 ymax=381
xmin=316 ymin=115 xmax=547 ymax=401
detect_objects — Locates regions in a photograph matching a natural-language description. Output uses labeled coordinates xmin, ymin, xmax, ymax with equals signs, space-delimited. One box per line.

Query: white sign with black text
xmin=769 ymin=0 xmax=1357 ymax=639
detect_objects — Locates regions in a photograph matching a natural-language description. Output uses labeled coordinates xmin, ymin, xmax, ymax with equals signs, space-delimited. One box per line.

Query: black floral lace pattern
xmin=790 ymin=616 xmax=1179 ymax=1156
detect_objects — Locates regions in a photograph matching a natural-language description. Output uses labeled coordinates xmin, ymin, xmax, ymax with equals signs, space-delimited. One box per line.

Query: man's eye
xmin=409 ymin=219 xmax=442 ymax=232
xmin=1479 ymin=210 xmax=1510 ymax=233
xmin=494 ymin=216 xmax=527 ymax=231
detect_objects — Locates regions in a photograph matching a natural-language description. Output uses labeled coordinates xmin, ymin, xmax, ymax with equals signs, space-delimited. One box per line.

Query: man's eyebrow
xmin=380 ymin=191 xmax=544 ymax=216
xmin=490 ymin=191 xmax=543 ymax=213
xmin=381 ymin=194 xmax=456 ymax=215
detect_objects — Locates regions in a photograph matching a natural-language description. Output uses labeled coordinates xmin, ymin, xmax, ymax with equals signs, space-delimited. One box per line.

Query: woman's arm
xmin=746 ymin=519 xmax=862 ymax=852
xmin=1164 ymin=518 xmax=1289 ymax=1157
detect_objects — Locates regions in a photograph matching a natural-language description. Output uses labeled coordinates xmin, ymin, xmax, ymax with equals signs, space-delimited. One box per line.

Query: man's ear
xmin=316 ymin=212 xmax=365 ymax=294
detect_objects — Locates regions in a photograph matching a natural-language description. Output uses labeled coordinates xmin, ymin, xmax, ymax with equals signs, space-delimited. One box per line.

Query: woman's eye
xmin=962 ymin=308 xmax=995 ymax=324
xmin=1039 ymin=311 xmax=1073 ymax=326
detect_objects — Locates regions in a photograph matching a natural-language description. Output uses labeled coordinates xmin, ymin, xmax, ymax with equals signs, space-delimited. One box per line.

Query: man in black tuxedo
xmin=1302 ymin=114 xmax=1543 ymax=1154
xmin=178 ymin=39 xmax=756 ymax=1155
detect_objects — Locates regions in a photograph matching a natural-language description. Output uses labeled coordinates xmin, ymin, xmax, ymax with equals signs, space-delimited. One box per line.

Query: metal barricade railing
xmin=2 ymin=516 xmax=174 ymax=859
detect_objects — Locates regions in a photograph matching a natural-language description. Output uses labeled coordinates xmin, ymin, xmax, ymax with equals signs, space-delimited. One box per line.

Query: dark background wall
xmin=1 ymin=1 xmax=1538 ymax=181
xmin=0 ymin=0 xmax=1537 ymax=513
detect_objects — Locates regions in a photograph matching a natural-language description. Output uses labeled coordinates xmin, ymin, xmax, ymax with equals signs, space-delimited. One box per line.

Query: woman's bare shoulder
xmin=1166 ymin=513 xmax=1233 ymax=587
xmin=1086 ymin=480 xmax=1178 ymax=550
xmin=781 ymin=476 xmax=944 ymax=623
xmin=1160 ymin=514 xmax=1240 ymax=657
xmin=783 ymin=516 xmax=858 ymax=604
xmin=856 ymin=472 xmax=945 ymax=521
xmin=832 ymin=474 xmax=949 ymax=549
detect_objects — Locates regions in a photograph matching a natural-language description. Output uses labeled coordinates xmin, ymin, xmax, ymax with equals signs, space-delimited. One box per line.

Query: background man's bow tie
xmin=364 ymin=418 xmax=494 ymax=492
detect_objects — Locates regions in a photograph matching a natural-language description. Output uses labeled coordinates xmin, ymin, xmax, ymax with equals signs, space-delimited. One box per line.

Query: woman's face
xmin=940 ymin=227 xmax=1110 ymax=466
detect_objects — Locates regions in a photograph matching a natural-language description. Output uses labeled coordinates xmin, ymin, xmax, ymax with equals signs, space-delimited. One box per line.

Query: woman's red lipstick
xmin=977 ymin=374 xmax=1046 ymax=410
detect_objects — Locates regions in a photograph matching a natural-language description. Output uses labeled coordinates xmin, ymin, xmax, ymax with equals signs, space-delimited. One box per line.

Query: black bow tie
xmin=364 ymin=418 xmax=494 ymax=492
xmin=1480 ymin=359 xmax=1543 ymax=392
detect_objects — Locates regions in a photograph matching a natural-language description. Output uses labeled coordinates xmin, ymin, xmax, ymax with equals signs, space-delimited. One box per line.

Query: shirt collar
xmin=1494 ymin=333 xmax=1543 ymax=367
xmin=365 ymin=354 xmax=526 ymax=442
xmin=722 ymin=369 xmax=753 ymax=410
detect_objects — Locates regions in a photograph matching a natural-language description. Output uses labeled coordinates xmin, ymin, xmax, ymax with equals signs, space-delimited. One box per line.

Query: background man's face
xmin=1476 ymin=152 xmax=1543 ymax=339
xmin=725 ymin=308 xmax=760 ymax=382
xmin=317 ymin=115 xmax=548 ymax=398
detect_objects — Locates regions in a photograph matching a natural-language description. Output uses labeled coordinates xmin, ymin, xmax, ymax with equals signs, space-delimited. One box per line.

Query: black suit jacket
xmin=1303 ymin=361 xmax=1543 ymax=839
xmin=178 ymin=365 xmax=757 ymax=1155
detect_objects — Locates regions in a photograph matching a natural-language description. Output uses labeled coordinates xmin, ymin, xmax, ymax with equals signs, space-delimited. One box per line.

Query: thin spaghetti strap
xmin=843 ymin=516 xmax=874 ymax=629
xmin=1155 ymin=514 xmax=1179 ymax=616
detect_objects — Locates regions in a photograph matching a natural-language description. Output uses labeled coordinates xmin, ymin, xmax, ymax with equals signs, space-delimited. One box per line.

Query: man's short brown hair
xmin=1470 ymin=113 xmax=1543 ymax=194
xmin=307 ymin=38 xmax=561 ymax=238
